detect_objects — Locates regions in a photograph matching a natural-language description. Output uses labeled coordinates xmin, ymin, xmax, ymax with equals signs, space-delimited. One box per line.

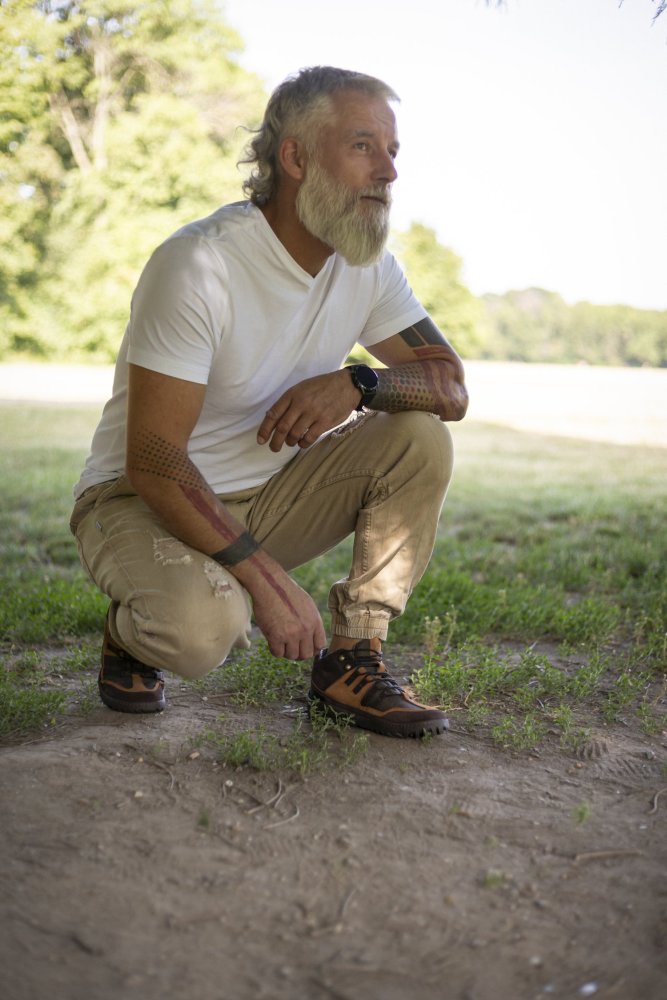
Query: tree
xmin=0 ymin=0 xmax=265 ymax=359
xmin=392 ymin=223 xmax=485 ymax=357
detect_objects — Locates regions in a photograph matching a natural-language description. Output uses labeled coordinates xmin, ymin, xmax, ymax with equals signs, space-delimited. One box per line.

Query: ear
xmin=278 ymin=137 xmax=307 ymax=182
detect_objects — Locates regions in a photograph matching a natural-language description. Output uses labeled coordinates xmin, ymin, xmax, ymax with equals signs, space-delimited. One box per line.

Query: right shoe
xmin=309 ymin=640 xmax=449 ymax=739
xmin=99 ymin=611 xmax=166 ymax=713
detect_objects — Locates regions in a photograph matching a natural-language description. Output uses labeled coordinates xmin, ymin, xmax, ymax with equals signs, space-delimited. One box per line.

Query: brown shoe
xmin=99 ymin=612 xmax=166 ymax=713
xmin=309 ymin=640 xmax=449 ymax=739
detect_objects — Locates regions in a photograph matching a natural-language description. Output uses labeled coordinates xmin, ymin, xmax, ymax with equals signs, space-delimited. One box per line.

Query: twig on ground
xmin=265 ymin=803 xmax=300 ymax=829
xmin=574 ymin=849 xmax=643 ymax=864
xmin=246 ymin=777 xmax=284 ymax=814
xmin=648 ymin=787 xmax=667 ymax=815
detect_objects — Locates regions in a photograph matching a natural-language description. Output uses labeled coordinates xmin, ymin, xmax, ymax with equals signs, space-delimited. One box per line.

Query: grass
xmin=193 ymin=702 xmax=369 ymax=775
xmin=1 ymin=400 xmax=665 ymax=751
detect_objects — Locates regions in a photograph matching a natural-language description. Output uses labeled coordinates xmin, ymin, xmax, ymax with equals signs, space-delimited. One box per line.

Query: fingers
xmin=256 ymin=401 xmax=286 ymax=447
xmin=267 ymin=633 xmax=325 ymax=661
xmin=259 ymin=406 xmax=320 ymax=453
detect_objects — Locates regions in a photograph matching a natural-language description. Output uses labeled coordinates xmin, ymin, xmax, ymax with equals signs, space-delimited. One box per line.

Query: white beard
xmin=296 ymin=159 xmax=391 ymax=267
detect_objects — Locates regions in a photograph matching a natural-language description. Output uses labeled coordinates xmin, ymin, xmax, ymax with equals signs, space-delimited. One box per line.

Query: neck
xmin=259 ymin=198 xmax=333 ymax=277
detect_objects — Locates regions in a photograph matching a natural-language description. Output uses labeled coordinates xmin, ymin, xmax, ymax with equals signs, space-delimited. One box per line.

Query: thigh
xmin=245 ymin=410 xmax=452 ymax=571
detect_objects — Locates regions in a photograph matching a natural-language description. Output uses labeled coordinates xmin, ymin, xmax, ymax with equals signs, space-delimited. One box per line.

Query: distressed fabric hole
xmin=153 ymin=537 xmax=193 ymax=566
xmin=203 ymin=560 xmax=234 ymax=598
xmin=330 ymin=409 xmax=376 ymax=441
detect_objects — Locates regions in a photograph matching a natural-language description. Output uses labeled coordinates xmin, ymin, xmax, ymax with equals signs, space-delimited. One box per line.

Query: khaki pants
xmin=70 ymin=411 xmax=454 ymax=679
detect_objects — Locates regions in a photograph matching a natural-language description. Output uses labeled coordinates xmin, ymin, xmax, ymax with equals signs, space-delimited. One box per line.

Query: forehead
xmin=324 ymin=89 xmax=398 ymax=143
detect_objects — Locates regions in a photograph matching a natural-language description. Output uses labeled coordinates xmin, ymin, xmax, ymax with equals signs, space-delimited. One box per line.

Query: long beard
xmin=296 ymin=160 xmax=391 ymax=267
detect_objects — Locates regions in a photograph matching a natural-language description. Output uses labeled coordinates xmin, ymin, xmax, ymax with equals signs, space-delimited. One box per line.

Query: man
xmin=70 ymin=66 xmax=468 ymax=739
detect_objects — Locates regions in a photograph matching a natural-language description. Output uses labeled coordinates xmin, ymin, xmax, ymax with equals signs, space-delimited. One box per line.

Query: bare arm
xmin=257 ymin=316 xmax=468 ymax=452
xmin=125 ymin=364 xmax=325 ymax=660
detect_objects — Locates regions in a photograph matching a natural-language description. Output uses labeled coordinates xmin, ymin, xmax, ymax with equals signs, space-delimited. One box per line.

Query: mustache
xmin=356 ymin=186 xmax=392 ymax=207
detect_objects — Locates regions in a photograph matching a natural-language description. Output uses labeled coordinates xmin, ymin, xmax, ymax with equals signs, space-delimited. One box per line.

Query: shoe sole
xmin=98 ymin=685 xmax=166 ymax=714
xmin=308 ymin=691 xmax=448 ymax=739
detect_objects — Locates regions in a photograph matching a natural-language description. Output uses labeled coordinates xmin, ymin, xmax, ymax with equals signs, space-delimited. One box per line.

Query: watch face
xmin=354 ymin=365 xmax=379 ymax=391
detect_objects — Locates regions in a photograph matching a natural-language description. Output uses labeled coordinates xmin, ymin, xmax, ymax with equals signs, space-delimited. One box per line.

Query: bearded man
xmin=70 ymin=66 xmax=469 ymax=738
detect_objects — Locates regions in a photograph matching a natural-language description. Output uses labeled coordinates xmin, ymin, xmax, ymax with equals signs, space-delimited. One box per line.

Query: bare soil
xmin=1 ymin=651 xmax=666 ymax=1000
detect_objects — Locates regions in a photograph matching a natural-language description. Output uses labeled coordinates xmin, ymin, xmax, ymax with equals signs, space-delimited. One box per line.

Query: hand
xmin=256 ymin=370 xmax=361 ymax=452
xmin=251 ymin=572 xmax=327 ymax=661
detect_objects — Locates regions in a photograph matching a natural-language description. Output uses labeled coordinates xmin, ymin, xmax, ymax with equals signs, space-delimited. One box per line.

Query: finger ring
xmin=300 ymin=427 xmax=310 ymax=439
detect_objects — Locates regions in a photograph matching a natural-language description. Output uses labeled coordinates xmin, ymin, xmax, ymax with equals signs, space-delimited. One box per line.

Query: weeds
xmin=194 ymin=703 xmax=369 ymax=775
xmin=205 ymin=642 xmax=308 ymax=708
xmin=0 ymin=669 xmax=67 ymax=739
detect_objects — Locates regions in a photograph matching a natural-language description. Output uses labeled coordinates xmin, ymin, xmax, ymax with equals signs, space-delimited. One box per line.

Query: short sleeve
xmin=126 ymin=236 xmax=230 ymax=384
xmin=358 ymin=253 xmax=427 ymax=348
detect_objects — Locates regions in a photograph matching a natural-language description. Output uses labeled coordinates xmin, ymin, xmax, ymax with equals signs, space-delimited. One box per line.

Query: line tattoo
xmin=180 ymin=483 xmax=299 ymax=615
xmin=397 ymin=316 xmax=448 ymax=349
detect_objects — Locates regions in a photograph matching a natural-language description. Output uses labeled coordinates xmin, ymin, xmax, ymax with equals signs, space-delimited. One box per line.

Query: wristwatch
xmin=347 ymin=364 xmax=379 ymax=411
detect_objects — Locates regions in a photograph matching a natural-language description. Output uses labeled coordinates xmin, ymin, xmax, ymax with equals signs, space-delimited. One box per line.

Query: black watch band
xmin=347 ymin=364 xmax=379 ymax=411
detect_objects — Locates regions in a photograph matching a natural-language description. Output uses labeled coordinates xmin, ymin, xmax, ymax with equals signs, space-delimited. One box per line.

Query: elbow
xmin=446 ymin=384 xmax=469 ymax=422
xmin=125 ymin=460 xmax=151 ymax=496
xmin=455 ymin=386 xmax=470 ymax=421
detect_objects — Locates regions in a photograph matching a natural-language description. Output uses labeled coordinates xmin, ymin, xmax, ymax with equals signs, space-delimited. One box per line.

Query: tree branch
xmin=48 ymin=90 xmax=92 ymax=174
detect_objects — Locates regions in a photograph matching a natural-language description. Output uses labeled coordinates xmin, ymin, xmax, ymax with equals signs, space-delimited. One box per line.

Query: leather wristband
xmin=211 ymin=531 xmax=259 ymax=567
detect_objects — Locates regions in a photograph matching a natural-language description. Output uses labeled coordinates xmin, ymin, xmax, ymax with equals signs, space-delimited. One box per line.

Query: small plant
xmin=481 ymin=868 xmax=509 ymax=890
xmin=491 ymin=713 xmax=547 ymax=751
xmin=572 ymin=801 xmax=593 ymax=825
xmin=636 ymin=703 xmax=664 ymax=736
xmin=551 ymin=704 xmax=592 ymax=752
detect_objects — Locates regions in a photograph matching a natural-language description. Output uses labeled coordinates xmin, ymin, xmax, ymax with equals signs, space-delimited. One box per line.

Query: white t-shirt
xmin=74 ymin=201 xmax=427 ymax=498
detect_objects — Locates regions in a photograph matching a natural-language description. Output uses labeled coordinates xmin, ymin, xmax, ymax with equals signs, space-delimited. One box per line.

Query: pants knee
xmin=380 ymin=411 xmax=454 ymax=490
xmin=116 ymin=589 xmax=251 ymax=681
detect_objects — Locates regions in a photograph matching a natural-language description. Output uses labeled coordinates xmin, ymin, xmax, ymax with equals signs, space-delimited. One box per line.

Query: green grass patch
xmin=1 ymin=401 xmax=665 ymax=750
xmin=203 ymin=641 xmax=309 ymax=708
xmin=194 ymin=703 xmax=369 ymax=774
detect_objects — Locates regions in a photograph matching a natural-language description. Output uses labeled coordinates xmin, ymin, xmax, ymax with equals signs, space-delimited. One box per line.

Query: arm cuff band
xmin=211 ymin=531 xmax=259 ymax=567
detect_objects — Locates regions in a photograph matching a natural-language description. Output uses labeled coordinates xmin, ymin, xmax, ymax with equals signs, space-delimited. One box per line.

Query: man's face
xmin=295 ymin=91 xmax=399 ymax=267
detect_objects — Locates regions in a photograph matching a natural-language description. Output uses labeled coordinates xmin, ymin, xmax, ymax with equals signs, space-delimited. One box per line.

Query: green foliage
xmin=480 ymin=288 xmax=667 ymax=367
xmin=0 ymin=0 xmax=265 ymax=360
xmin=391 ymin=223 xmax=485 ymax=357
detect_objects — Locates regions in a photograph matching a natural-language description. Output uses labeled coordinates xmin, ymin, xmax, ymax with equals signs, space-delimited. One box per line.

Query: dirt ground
xmin=1 ymin=649 xmax=666 ymax=1000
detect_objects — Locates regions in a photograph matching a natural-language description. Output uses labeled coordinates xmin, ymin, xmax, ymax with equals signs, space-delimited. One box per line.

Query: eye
xmin=354 ymin=141 xmax=370 ymax=151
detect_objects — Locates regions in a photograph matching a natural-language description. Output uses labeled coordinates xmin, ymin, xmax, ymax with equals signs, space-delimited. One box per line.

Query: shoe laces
xmin=345 ymin=647 xmax=404 ymax=698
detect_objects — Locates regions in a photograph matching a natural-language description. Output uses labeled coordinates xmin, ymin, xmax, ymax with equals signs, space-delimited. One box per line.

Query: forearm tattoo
xmin=127 ymin=428 xmax=203 ymax=487
xmin=128 ymin=428 xmax=251 ymax=553
xmin=128 ymin=429 xmax=298 ymax=610
xmin=371 ymin=318 xmax=466 ymax=421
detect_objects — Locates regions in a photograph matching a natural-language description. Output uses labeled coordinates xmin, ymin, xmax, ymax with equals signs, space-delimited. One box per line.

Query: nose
xmin=374 ymin=149 xmax=398 ymax=185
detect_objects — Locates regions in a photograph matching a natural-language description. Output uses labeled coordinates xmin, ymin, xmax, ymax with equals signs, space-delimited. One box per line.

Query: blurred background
xmin=1 ymin=0 xmax=665 ymax=442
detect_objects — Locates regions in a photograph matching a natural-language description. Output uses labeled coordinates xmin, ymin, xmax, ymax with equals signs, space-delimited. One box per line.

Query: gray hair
xmin=240 ymin=66 xmax=399 ymax=206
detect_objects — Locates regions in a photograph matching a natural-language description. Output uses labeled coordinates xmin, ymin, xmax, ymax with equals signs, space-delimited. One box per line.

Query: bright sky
xmin=223 ymin=0 xmax=667 ymax=310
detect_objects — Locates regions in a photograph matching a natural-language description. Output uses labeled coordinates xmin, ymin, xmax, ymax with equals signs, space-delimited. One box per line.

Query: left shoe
xmin=309 ymin=639 xmax=449 ymax=739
